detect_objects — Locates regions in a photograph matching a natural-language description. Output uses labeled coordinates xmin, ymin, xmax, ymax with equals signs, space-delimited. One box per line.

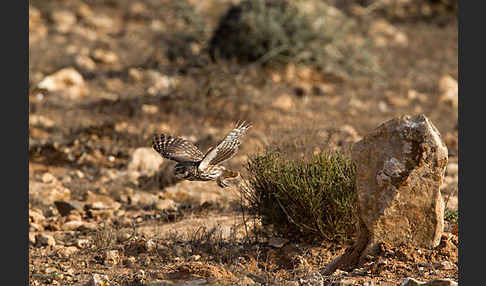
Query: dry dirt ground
xmin=29 ymin=0 xmax=458 ymax=285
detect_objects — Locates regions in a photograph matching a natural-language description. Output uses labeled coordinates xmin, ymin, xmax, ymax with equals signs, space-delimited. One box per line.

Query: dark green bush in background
xmin=243 ymin=149 xmax=357 ymax=242
xmin=209 ymin=0 xmax=381 ymax=79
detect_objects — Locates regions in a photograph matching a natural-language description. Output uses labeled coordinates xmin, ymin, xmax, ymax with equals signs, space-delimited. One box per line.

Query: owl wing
xmin=152 ymin=134 xmax=204 ymax=163
xmin=198 ymin=121 xmax=252 ymax=171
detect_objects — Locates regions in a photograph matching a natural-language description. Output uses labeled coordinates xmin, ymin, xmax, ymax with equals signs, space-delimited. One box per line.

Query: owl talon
xmin=217 ymin=179 xmax=229 ymax=188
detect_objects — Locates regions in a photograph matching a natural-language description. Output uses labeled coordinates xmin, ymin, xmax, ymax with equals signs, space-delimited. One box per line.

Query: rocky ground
xmin=29 ymin=0 xmax=458 ymax=285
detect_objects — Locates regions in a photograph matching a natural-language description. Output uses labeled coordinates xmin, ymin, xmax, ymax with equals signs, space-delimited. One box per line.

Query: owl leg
xmin=217 ymin=169 xmax=239 ymax=188
xmin=217 ymin=176 xmax=229 ymax=188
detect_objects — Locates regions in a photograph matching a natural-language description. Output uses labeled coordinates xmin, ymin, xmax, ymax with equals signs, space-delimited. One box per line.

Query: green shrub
xmin=243 ymin=149 xmax=357 ymax=242
xmin=444 ymin=208 xmax=458 ymax=224
xmin=208 ymin=0 xmax=381 ymax=79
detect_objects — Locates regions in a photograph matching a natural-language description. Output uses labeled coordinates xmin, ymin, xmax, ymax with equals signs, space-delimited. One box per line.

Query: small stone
xmin=83 ymin=274 xmax=109 ymax=286
xmin=30 ymin=222 xmax=43 ymax=232
xmin=377 ymin=101 xmax=389 ymax=112
xmin=400 ymin=278 xmax=458 ymax=286
xmin=268 ymin=237 xmax=289 ymax=248
xmin=141 ymin=104 xmax=159 ymax=114
xmin=41 ymin=172 xmax=56 ymax=183
xmin=61 ymin=221 xmax=85 ymax=231
xmin=446 ymin=163 xmax=458 ymax=177
xmin=145 ymin=239 xmax=157 ymax=252
xmin=125 ymin=256 xmax=137 ymax=267
xmin=191 ymin=254 xmax=201 ymax=261
xmin=127 ymin=147 xmax=164 ymax=176
xmin=54 ymin=200 xmax=84 ymax=216
xmin=29 ymin=208 xmax=45 ymax=223
xmin=75 ymin=55 xmax=96 ymax=71
xmin=272 ymin=94 xmax=294 ymax=111
xmin=331 ymin=279 xmax=355 ymax=286
xmin=29 ymin=232 xmax=36 ymax=245
xmin=37 ymin=67 xmax=86 ymax=99
xmin=154 ymin=199 xmax=178 ymax=212
xmin=58 ymin=246 xmax=79 ymax=258
xmin=105 ymin=250 xmax=120 ymax=265
xmin=434 ymin=261 xmax=456 ymax=270
xmin=438 ymin=75 xmax=458 ymax=109
xmin=50 ymin=10 xmax=77 ymax=33
xmin=36 ymin=233 xmax=56 ymax=247
xmin=92 ymin=49 xmax=119 ymax=64
xmin=76 ymin=238 xmax=91 ymax=249
xmin=128 ymin=68 xmax=144 ymax=82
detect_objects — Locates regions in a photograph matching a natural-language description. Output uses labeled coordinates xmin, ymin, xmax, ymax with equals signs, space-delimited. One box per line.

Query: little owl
xmin=152 ymin=121 xmax=252 ymax=188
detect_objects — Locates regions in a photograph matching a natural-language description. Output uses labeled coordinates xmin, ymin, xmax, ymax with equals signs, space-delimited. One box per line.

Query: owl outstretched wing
xmin=152 ymin=134 xmax=204 ymax=163
xmin=198 ymin=121 xmax=252 ymax=171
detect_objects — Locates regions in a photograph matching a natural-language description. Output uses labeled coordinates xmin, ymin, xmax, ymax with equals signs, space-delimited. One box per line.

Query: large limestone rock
xmin=352 ymin=114 xmax=448 ymax=250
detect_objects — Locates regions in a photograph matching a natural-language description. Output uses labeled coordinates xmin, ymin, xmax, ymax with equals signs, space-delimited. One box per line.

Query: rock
xmin=61 ymin=221 xmax=85 ymax=231
xmin=75 ymin=55 xmax=97 ymax=71
xmin=29 ymin=232 xmax=36 ymax=245
xmin=299 ymin=271 xmax=324 ymax=286
xmin=54 ymin=200 xmax=84 ymax=216
xmin=92 ymin=49 xmax=119 ymax=65
xmin=400 ymin=278 xmax=458 ymax=286
xmin=438 ymin=75 xmax=458 ymax=108
xmin=41 ymin=172 xmax=56 ymax=183
xmin=84 ymin=191 xmax=121 ymax=210
xmin=30 ymin=222 xmax=43 ymax=232
xmin=145 ymin=239 xmax=157 ymax=252
xmin=268 ymin=237 xmax=289 ymax=248
xmin=76 ymin=238 xmax=91 ymax=249
xmin=164 ymin=180 xmax=234 ymax=206
xmin=29 ymin=114 xmax=55 ymax=128
xmin=29 ymin=208 xmax=45 ymax=224
xmin=50 ymin=10 xmax=77 ymax=33
xmin=142 ymin=104 xmax=159 ymax=114
xmin=128 ymin=147 xmax=165 ymax=176
xmin=154 ymin=199 xmax=179 ymax=212
xmin=433 ymin=260 xmax=456 ymax=270
xmin=105 ymin=250 xmax=120 ymax=266
xmin=369 ymin=19 xmax=408 ymax=47
xmin=36 ymin=233 xmax=56 ymax=247
xmin=352 ymin=114 xmax=447 ymax=251
xmin=57 ymin=246 xmax=79 ymax=258
xmin=37 ymin=67 xmax=86 ymax=99
xmin=128 ymin=191 xmax=159 ymax=206
xmin=146 ymin=70 xmax=178 ymax=95
xmin=445 ymin=162 xmax=458 ymax=177
xmin=83 ymin=274 xmax=109 ymax=286
xmin=330 ymin=279 xmax=355 ymax=286
xmin=272 ymin=94 xmax=294 ymax=111
xmin=29 ymin=182 xmax=71 ymax=206
xmin=29 ymin=6 xmax=47 ymax=45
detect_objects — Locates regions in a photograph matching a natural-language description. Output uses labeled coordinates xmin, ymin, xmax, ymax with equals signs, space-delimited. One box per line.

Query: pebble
xmin=36 ymin=233 xmax=56 ymax=247
xmin=105 ymin=250 xmax=120 ymax=265
xmin=83 ymin=274 xmax=109 ymax=286
xmin=154 ymin=199 xmax=179 ymax=212
xmin=41 ymin=172 xmax=56 ymax=183
xmin=58 ymin=246 xmax=79 ymax=258
xmin=29 ymin=232 xmax=37 ymax=245
xmin=37 ymin=67 xmax=86 ymax=99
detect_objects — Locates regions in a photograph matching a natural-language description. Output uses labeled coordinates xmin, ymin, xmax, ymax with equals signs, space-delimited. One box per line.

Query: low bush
xmin=243 ymin=149 xmax=357 ymax=242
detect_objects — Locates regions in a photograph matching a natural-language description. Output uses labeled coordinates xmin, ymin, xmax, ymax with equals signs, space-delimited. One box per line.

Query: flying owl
xmin=152 ymin=121 xmax=252 ymax=188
